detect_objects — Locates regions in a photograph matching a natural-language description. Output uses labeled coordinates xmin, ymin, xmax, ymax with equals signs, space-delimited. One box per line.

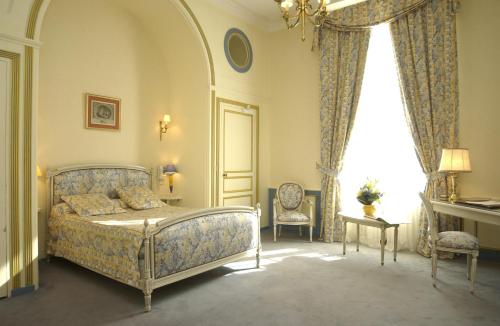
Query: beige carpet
xmin=1 ymin=229 xmax=500 ymax=326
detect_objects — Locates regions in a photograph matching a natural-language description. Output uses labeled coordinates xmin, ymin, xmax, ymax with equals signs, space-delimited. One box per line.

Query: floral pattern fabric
xmin=48 ymin=205 xmax=258 ymax=287
xmin=278 ymin=183 xmax=304 ymax=210
xmin=152 ymin=212 xmax=257 ymax=278
xmin=277 ymin=211 xmax=311 ymax=223
xmin=52 ymin=168 xmax=150 ymax=205
xmin=325 ymin=0 xmax=430 ymax=28
xmin=390 ymin=0 xmax=460 ymax=256
xmin=433 ymin=231 xmax=479 ymax=251
xmin=116 ymin=186 xmax=165 ymax=210
xmin=61 ymin=193 xmax=126 ymax=217
xmin=319 ymin=27 xmax=370 ymax=242
xmin=51 ymin=203 xmax=75 ymax=218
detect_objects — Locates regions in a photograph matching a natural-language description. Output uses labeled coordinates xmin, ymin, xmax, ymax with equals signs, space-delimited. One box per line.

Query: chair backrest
xmin=277 ymin=182 xmax=304 ymax=211
xmin=419 ymin=192 xmax=438 ymax=241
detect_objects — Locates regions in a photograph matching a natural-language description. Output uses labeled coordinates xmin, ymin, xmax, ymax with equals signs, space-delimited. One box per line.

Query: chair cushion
xmin=435 ymin=231 xmax=479 ymax=250
xmin=278 ymin=183 xmax=304 ymax=210
xmin=277 ymin=211 xmax=310 ymax=222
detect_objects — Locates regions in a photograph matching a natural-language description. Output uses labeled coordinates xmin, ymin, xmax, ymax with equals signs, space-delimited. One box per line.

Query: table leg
xmin=342 ymin=220 xmax=347 ymax=255
xmin=356 ymin=223 xmax=360 ymax=252
xmin=380 ymin=226 xmax=386 ymax=266
xmin=394 ymin=226 xmax=399 ymax=262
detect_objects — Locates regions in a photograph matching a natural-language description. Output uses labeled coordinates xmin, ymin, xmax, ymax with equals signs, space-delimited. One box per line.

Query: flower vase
xmin=363 ymin=204 xmax=376 ymax=217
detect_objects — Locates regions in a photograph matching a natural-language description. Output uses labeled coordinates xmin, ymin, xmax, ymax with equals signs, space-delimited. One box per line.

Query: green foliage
xmin=356 ymin=179 xmax=383 ymax=205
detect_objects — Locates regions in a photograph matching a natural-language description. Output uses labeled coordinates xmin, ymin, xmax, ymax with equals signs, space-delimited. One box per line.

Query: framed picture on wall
xmin=85 ymin=93 xmax=121 ymax=130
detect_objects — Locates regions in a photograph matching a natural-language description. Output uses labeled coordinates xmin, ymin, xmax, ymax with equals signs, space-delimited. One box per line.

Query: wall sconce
xmin=159 ymin=114 xmax=171 ymax=141
xmin=36 ymin=165 xmax=42 ymax=177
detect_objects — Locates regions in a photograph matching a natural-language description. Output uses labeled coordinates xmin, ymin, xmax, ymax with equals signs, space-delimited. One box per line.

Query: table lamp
xmin=163 ymin=164 xmax=178 ymax=193
xmin=438 ymin=148 xmax=471 ymax=203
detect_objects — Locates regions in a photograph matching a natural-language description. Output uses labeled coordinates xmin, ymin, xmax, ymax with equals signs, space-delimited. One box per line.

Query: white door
xmin=216 ymin=98 xmax=258 ymax=207
xmin=0 ymin=58 xmax=10 ymax=298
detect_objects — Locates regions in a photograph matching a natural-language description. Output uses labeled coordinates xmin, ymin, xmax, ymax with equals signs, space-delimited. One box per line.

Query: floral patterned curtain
xmin=318 ymin=28 xmax=370 ymax=242
xmin=390 ymin=0 xmax=460 ymax=256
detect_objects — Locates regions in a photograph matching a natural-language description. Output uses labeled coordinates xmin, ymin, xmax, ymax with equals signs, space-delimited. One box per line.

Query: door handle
xmin=223 ymin=173 xmax=228 ymax=177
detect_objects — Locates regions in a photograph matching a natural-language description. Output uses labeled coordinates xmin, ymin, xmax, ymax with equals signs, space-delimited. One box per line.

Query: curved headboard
xmin=47 ymin=164 xmax=152 ymax=207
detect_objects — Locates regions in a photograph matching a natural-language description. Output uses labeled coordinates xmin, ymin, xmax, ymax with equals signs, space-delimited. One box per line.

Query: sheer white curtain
xmin=338 ymin=24 xmax=426 ymax=251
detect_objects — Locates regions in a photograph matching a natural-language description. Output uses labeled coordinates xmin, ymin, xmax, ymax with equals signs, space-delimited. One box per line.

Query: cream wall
xmin=457 ymin=0 xmax=500 ymax=250
xmin=268 ymin=27 xmax=322 ymax=191
xmin=185 ymin=0 xmax=273 ymax=226
xmin=37 ymin=0 xmax=171 ymax=257
xmin=110 ymin=0 xmax=212 ymax=209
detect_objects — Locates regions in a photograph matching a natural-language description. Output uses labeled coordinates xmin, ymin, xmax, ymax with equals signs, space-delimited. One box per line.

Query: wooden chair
xmin=273 ymin=182 xmax=314 ymax=242
xmin=419 ymin=193 xmax=479 ymax=293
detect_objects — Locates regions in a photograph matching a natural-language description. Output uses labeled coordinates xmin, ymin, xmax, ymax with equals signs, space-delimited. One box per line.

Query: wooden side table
xmin=338 ymin=211 xmax=408 ymax=266
xmin=160 ymin=194 xmax=182 ymax=205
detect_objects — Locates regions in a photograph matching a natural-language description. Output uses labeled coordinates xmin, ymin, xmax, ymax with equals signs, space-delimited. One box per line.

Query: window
xmin=338 ymin=24 xmax=426 ymax=250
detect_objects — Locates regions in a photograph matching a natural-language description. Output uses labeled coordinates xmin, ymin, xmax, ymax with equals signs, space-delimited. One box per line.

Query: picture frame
xmin=85 ymin=93 xmax=121 ymax=130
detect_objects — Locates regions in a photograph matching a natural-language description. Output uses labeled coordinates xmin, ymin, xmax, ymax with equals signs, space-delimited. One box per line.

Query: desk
xmin=430 ymin=200 xmax=500 ymax=237
xmin=430 ymin=201 xmax=500 ymax=226
xmin=338 ymin=212 xmax=408 ymax=266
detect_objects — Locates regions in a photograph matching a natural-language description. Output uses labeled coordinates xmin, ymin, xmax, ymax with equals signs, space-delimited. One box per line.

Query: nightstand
xmin=160 ymin=193 xmax=182 ymax=205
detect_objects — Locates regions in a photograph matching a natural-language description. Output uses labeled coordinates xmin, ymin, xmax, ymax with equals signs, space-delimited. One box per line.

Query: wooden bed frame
xmin=46 ymin=164 xmax=261 ymax=312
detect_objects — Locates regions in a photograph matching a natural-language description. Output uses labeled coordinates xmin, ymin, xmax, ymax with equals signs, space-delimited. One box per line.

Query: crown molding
xmin=205 ymin=0 xmax=285 ymax=32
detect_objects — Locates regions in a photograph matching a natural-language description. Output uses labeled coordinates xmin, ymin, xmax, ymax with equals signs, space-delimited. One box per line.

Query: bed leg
xmin=142 ymin=218 xmax=153 ymax=312
xmin=143 ymin=291 xmax=152 ymax=312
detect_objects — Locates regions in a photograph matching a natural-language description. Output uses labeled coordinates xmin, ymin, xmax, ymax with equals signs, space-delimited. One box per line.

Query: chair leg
xmin=273 ymin=225 xmax=277 ymax=242
xmin=432 ymin=252 xmax=437 ymax=287
xmin=470 ymin=253 xmax=478 ymax=294
xmin=309 ymin=226 xmax=313 ymax=243
xmin=467 ymin=254 xmax=471 ymax=280
xmin=299 ymin=226 xmax=302 ymax=236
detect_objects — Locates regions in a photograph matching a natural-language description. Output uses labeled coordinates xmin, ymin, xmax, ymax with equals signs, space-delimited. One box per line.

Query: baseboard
xmin=11 ymin=285 xmax=35 ymax=297
xmin=479 ymin=248 xmax=500 ymax=261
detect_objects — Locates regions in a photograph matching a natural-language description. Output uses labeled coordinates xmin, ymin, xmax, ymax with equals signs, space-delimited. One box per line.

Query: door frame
xmin=214 ymin=97 xmax=259 ymax=207
xmin=0 ymin=55 xmax=13 ymax=298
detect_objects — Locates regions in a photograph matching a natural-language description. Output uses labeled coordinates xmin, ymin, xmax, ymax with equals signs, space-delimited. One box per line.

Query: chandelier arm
xmin=306 ymin=16 xmax=324 ymax=28
xmin=286 ymin=15 xmax=302 ymax=29
xmin=304 ymin=0 xmax=326 ymax=17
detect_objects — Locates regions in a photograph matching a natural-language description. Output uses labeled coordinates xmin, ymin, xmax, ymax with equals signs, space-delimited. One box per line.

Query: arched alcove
xmin=36 ymin=0 xmax=213 ymax=256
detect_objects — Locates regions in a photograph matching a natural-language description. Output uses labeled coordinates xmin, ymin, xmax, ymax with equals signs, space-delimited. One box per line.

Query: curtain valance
xmin=322 ymin=0 xmax=458 ymax=30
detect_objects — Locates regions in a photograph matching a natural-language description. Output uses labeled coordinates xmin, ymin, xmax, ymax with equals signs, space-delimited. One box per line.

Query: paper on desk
xmin=464 ymin=200 xmax=500 ymax=208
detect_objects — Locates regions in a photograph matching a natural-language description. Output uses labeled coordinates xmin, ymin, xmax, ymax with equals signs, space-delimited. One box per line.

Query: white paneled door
xmin=216 ymin=98 xmax=258 ymax=207
xmin=0 ymin=58 xmax=10 ymax=298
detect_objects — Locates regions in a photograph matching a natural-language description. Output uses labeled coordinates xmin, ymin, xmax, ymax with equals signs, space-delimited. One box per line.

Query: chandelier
xmin=273 ymin=0 xmax=368 ymax=41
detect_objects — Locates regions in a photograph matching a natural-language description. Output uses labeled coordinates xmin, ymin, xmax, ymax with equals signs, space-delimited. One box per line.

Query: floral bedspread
xmin=48 ymin=205 xmax=257 ymax=287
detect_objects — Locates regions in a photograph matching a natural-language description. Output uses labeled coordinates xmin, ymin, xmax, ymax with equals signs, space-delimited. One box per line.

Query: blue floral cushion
xmin=277 ymin=211 xmax=310 ymax=222
xmin=278 ymin=183 xmax=304 ymax=210
xmin=61 ymin=193 xmax=126 ymax=217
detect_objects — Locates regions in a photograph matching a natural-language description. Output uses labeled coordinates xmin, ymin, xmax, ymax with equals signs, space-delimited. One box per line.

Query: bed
xmin=46 ymin=164 xmax=261 ymax=312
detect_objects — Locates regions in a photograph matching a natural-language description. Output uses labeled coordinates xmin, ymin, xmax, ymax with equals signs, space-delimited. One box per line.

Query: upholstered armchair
xmin=273 ymin=182 xmax=314 ymax=242
xmin=419 ymin=193 xmax=479 ymax=293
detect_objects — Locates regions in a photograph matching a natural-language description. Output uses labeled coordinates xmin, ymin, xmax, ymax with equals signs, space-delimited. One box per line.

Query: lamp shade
xmin=36 ymin=165 xmax=42 ymax=177
xmin=438 ymin=148 xmax=472 ymax=172
xmin=163 ymin=164 xmax=177 ymax=175
xmin=163 ymin=114 xmax=171 ymax=123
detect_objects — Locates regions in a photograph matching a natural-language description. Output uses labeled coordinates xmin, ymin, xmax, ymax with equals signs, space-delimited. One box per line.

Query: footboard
xmin=140 ymin=204 xmax=261 ymax=312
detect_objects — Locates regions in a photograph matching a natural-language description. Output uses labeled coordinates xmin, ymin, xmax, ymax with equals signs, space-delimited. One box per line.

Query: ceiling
xmin=206 ymin=0 xmax=353 ymax=32
xmin=206 ymin=0 xmax=284 ymax=31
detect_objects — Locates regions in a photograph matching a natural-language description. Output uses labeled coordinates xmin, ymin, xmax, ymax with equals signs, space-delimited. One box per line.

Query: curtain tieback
xmin=316 ymin=162 xmax=339 ymax=178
